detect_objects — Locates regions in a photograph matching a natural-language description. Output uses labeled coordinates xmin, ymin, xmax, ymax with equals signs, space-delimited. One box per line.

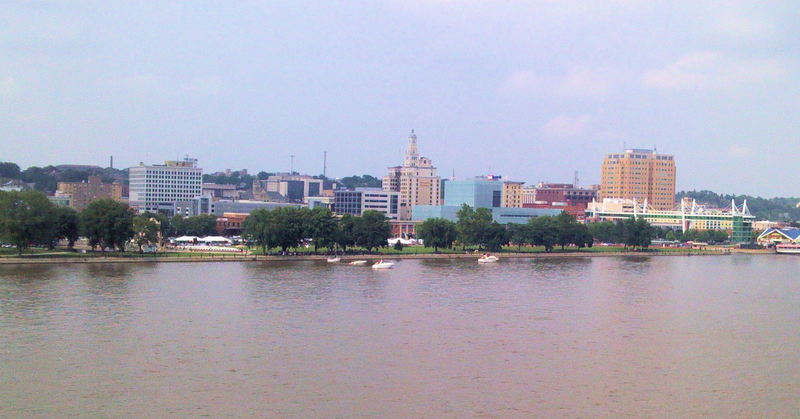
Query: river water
xmin=1 ymin=255 xmax=798 ymax=417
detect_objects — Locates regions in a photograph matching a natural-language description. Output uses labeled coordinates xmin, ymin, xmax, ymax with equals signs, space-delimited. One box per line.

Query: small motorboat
xmin=326 ymin=256 xmax=341 ymax=263
xmin=371 ymin=260 xmax=394 ymax=270
xmin=478 ymin=254 xmax=499 ymax=264
xmin=348 ymin=260 xmax=368 ymax=266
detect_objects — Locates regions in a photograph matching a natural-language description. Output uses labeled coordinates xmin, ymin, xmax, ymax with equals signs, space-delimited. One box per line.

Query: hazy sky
xmin=2 ymin=1 xmax=798 ymax=196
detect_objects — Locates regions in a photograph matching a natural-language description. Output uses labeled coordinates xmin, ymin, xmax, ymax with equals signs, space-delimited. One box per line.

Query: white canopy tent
xmin=173 ymin=236 xmax=200 ymax=243
xmin=200 ymin=236 xmax=233 ymax=244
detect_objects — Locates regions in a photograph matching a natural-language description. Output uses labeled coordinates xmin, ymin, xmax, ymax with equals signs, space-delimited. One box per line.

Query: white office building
xmin=128 ymin=157 xmax=203 ymax=215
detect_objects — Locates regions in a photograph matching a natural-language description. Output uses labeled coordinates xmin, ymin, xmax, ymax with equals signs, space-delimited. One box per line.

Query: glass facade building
xmin=413 ymin=179 xmax=562 ymax=224
xmin=443 ymin=179 xmax=504 ymax=208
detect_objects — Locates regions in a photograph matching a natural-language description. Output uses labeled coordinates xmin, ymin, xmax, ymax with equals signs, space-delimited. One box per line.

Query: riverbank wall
xmin=0 ymin=248 xmax=743 ymax=265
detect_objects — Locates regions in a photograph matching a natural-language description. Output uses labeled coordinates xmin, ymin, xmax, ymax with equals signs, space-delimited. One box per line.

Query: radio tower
xmin=574 ymin=170 xmax=579 ymax=188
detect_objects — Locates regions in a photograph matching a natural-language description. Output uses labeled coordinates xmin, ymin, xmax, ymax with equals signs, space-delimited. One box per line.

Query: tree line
xmin=0 ymin=190 xmax=225 ymax=254
xmin=0 ymin=161 xmax=126 ymax=193
xmin=242 ymin=207 xmax=391 ymax=254
xmin=415 ymin=205 xmax=658 ymax=253
xmin=416 ymin=205 xmax=597 ymax=252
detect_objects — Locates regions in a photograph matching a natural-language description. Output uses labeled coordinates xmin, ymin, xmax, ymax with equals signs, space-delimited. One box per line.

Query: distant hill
xmin=677 ymin=190 xmax=800 ymax=222
xmin=339 ymin=174 xmax=382 ymax=189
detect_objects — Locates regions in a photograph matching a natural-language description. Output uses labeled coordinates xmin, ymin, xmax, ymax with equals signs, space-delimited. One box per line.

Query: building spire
xmin=404 ymin=129 xmax=419 ymax=167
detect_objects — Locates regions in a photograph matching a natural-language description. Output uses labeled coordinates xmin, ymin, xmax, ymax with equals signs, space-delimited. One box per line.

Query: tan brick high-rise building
xmin=600 ymin=148 xmax=676 ymax=210
xmin=383 ymin=130 xmax=441 ymax=220
xmin=57 ymin=176 xmax=123 ymax=212
xmin=501 ymin=181 xmax=524 ymax=207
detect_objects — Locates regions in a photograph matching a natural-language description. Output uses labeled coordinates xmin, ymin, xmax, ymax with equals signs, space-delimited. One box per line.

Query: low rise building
xmin=390 ymin=220 xmax=421 ymax=239
xmin=753 ymin=220 xmax=781 ymax=231
xmin=252 ymin=174 xmax=323 ymax=202
xmin=306 ymin=196 xmax=335 ymax=210
xmin=174 ymin=196 xmax=301 ymax=217
xmin=216 ymin=213 xmax=250 ymax=236
xmin=523 ymin=201 xmax=588 ymax=219
xmin=333 ymin=188 xmax=400 ymax=219
xmin=757 ymin=227 xmax=800 ymax=246
xmin=48 ymin=194 xmax=71 ymax=208
xmin=0 ymin=180 xmax=29 ymax=192
xmin=202 ymin=183 xmax=238 ymax=200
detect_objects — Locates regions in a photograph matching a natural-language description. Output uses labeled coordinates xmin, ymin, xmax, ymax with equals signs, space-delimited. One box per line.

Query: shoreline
xmin=0 ymin=248 xmax=764 ymax=265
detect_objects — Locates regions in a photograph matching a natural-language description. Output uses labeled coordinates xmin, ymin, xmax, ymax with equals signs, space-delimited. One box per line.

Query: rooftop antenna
xmin=574 ymin=170 xmax=579 ymax=188
xmin=290 ymin=154 xmax=295 ymax=174
xmin=623 ymin=141 xmax=627 ymax=150
xmin=323 ymin=151 xmax=327 ymax=178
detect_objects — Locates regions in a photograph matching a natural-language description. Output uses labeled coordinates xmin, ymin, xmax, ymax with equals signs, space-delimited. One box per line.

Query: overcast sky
xmin=1 ymin=1 xmax=798 ymax=196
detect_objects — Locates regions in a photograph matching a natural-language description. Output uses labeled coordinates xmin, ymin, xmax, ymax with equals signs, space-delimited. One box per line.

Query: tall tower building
xmin=383 ymin=130 xmax=441 ymax=219
xmin=600 ymin=148 xmax=676 ymax=210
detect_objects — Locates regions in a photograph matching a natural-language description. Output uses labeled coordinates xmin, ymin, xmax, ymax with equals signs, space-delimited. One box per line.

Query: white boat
xmin=326 ymin=256 xmax=341 ymax=263
xmin=371 ymin=260 xmax=394 ymax=270
xmin=478 ymin=254 xmax=499 ymax=264
xmin=348 ymin=260 xmax=368 ymax=265
xmin=776 ymin=244 xmax=800 ymax=254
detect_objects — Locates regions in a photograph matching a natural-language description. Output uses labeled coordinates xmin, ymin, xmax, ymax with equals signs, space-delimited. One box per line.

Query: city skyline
xmin=2 ymin=2 xmax=798 ymax=196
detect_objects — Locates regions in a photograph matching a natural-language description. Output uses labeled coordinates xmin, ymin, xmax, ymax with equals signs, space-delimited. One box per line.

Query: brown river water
xmin=1 ymin=255 xmax=798 ymax=418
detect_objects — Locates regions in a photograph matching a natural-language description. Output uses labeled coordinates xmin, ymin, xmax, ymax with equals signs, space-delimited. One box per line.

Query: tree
xmin=242 ymin=208 xmax=277 ymax=254
xmin=307 ymin=207 xmax=337 ymax=253
xmin=0 ymin=190 xmax=58 ymax=255
xmin=54 ymin=206 xmax=80 ymax=249
xmin=0 ymin=162 xmax=21 ymax=179
xmin=356 ymin=210 xmax=391 ymax=253
xmin=272 ymin=207 xmax=305 ymax=252
xmin=634 ymin=218 xmax=653 ymax=249
xmin=171 ymin=215 xmax=186 ymax=236
xmin=528 ymin=216 xmax=557 ymax=252
xmin=621 ymin=218 xmax=638 ymax=249
xmin=573 ymin=223 xmax=593 ymax=248
xmin=20 ymin=166 xmax=57 ymax=192
xmin=172 ymin=214 xmax=217 ymax=236
xmin=455 ymin=204 xmax=476 ymax=249
xmin=588 ymin=221 xmax=616 ymax=243
xmin=456 ymin=204 xmax=493 ymax=249
xmin=613 ymin=220 xmax=627 ymax=245
xmin=133 ymin=216 xmax=160 ymax=252
xmin=417 ymin=218 xmax=457 ymax=252
xmin=484 ymin=221 xmax=509 ymax=251
xmin=506 ymin=223 xmax=529 ymax=251
xmin=335 ymin=214 xmax=358 ymax=252
xmin=141 ymin=211 xmax=172 ymax=239
xmin=80 ymin=199 xmax=134 ymax=252
xmin=339 ymin=174 xmax=382 ymax=189
xmin=555 ymin=211 xmax=577 ymax=250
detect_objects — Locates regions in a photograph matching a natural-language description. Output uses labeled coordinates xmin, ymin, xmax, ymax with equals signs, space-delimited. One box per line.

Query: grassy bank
xmin=0 ymin=245 xmax=731 ymax=264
